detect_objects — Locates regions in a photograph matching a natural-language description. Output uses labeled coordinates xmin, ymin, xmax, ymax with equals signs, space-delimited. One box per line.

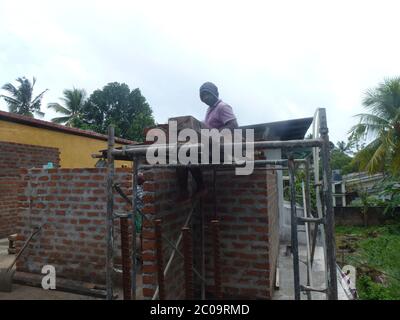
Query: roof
xmin=0 ymin=110 xmax=134 ymax=145
xmin=239 ymin=117 xmax=313 ymax=141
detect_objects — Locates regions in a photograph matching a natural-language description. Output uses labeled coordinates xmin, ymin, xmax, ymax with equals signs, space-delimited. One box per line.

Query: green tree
xmin=349 ymin=77 xmax=400 ymax=175
xmin=47 ymin=88 xmax=87 ymax=126
xmin=0 ymin=77 xmax=47 ymax=117
xmin=329 ymin=141 xmax=357 ymax=175
xmin=82 ymin=82 xmax=155 ymax=141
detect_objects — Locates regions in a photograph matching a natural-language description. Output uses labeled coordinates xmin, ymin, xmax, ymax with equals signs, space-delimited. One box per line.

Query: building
xmin=0 ymin=110 xmax=134 ymax=238
xmin=0 ymin=110 xmax=134 ymax=168
xmin=332 ymin=172 xmax=385 ymax=207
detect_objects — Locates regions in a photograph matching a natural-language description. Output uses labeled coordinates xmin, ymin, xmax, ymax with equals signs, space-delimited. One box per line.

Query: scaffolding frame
xmin=103 ymin=107 xmax=338 ymax=300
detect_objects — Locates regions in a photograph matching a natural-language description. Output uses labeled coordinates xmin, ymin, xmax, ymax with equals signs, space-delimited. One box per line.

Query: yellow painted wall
xmin=0 ymin=120 xmax=132 ymax=168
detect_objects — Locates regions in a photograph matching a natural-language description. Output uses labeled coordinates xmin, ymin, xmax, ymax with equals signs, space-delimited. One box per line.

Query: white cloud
xmin=1 ymin=0 xmax=400 ymax=143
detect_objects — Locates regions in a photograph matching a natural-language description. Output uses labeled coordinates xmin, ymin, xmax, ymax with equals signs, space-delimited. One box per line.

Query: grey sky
xmin=1 ymin=0 xmax=400 ymax=143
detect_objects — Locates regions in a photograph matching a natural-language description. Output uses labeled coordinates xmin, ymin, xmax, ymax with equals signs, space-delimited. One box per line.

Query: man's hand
xmin=220 ymin=119 xmax=239 ymax=131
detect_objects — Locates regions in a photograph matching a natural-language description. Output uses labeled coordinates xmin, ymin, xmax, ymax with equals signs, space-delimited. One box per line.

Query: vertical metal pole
xmin=305 ymin=158 xmax=318 ymax=267
xmin=211 ymin=220 xmax=222 ymax=299
xmin=131 ymin=158 xmax=138 ymax=300
xmin=213 ymin=168 xmax=217 ymax=219
xmin=120 ymin=216 xmax=132 ymax=300
xmin=288 ymin=158 xmax=301 ymax=300
xmin=200 ymin=199 xmax=206 ymax=300
xmin=106 ymin=126 xmax=115 ymax=300
xmin=302 ymin=181 xmax=312 ymax=300
xmin=319 ymin=108 xmax=338 ymax=300
xmin=182 ymin=227 xmax=194 ymax=299
xmin=155 ymin=219 xmax=166 ymax=300
xmin=304 ymin=159 xmax=312 ymax=220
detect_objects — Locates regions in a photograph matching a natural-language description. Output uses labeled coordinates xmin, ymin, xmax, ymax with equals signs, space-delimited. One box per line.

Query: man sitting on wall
xmin=176 ymin=82 xmax=239 ymax=201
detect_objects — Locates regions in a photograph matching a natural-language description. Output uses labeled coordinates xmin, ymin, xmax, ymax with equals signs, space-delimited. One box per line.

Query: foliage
xmin=81 ymin=82 xmax=155 ymax=142
xmin=336 ymin=224 xmax=400 ymax=299
xmin=331 ymin=149 xmax=357 ymax=175
xmin=349 ymin=77 xmax=400 ymax=175
xmin=357 ymin=275 xmax=393 ymax=300
xmin=376 ymin=178 xmax=400 ymax=216
xmin=47 ymin=88 xmax=87 ymax=126
xmin=283 ymin=167 xmax=317 ymax=213
xmin=0 ymin=77 xmax=47 ymax=117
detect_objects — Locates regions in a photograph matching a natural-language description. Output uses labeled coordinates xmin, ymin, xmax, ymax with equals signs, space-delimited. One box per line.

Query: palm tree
xmin=47 ymin=88 xmax=86 ymax=126
xmin=349 ymin=77 xmax=400 ymax=174
xmin=0 ymin=77 xmax=48 ymax=117
xmin=336 ymin=141 xmax=348 ymax=153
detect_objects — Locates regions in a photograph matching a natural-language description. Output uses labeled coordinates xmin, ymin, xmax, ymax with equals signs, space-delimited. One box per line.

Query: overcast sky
xmin=1 ymin=0 xmax=400 ymax=143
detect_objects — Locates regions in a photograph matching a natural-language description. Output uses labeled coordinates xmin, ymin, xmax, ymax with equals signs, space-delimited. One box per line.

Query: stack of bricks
xmin=0 ymin=141 xmax=60 ymax=238
xmin=141 ymin=166 xmax=279 ymax=300
xmin=15 ymin=168 xmax=132 ymax=285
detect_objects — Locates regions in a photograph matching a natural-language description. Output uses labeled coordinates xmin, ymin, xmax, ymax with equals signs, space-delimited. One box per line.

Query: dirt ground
xmin=0 ymin=238 xmax=142 ymax=300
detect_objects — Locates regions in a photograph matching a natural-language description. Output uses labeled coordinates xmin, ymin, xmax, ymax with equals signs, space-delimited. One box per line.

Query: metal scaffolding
xmin=103 ymin=107 xmax=338 ymax=300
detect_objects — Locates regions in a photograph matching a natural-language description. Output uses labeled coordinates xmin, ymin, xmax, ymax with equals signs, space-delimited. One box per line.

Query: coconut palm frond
xmin=47 ymin=103 xmax=71 ymax=115
xmin=48 ymin=88 xmax=86 ymax=127
xmin=30 ymin=89 xmax=48 ymax=107
xmin=1 ymin=77 xmax=47 ymax=117
xmin=366 ymin=142 xmax=387 ymax=174
xmin=35 ymin=110 xmax=45 ymax=118
xmin=1 ymin=82 xmax=19 ymax=96
xmin=50 ymin=116 xmax=72 ymax=124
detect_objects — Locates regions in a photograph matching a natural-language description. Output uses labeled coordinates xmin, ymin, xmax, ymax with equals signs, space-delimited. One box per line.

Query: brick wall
xmin=14 ymin=164 xmax=280 ymax=299
xmin=15 ymin=168 xmax=132 ymax=285
xmin=141 ymin=166 xmax=279 ymax=300
xmin=140 ymin=168 xmax=193 ymax=299
xmin=0 ymin=141 xmax=60 ymax=238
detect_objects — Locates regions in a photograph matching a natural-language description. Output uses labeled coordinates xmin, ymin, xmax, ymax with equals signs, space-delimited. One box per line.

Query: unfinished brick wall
xmin=15 ymin=168 xmax=132 ymax=285
xmin=14 ymin=163 xmax=279 ymax=299
xmin=141 ymin=166 xmax=279 ymax=300
xmin=141 ymin=168 xmax=193 ymax=299
xmin=0 ymin=141 xmax=60 ymax=238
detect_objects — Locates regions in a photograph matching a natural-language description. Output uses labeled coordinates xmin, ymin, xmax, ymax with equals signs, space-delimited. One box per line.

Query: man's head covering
xmin=199 ymin=82 xmax=219 ymax=99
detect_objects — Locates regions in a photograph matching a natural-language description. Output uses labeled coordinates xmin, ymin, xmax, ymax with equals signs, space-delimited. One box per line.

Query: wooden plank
xmin=13 ymin=271 xmax=110 ymax=299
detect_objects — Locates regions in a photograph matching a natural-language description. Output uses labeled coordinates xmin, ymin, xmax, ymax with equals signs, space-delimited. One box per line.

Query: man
xmin=200 ymin=82 xmax=238 ymax=130
xmin=177 ymin=82 xmax=238 ymax=201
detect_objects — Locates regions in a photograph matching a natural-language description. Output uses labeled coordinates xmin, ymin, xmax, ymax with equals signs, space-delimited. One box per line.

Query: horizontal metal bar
xmin=113 ymin=212 xmax=132 ymax=219
xmin=297 ymin=217 xmax=325 ymax=224
xmin=111 ymin=139 xmax=324 ymax=156
xmin=140 ymin=160 xmax=288 ymax=169
xmin=300 ymin=285 xmax=327 ymax=293
xmin=137 ymin=158 xmax=308 ymax=170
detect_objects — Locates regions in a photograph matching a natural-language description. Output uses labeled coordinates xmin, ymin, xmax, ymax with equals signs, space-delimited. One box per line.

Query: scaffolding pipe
xmin=319 ymin=109 xmax=338 ymax=300
xmin=288 ymin=158 xmax=301 ymax=300
xmin=155 ymin=219 xmax=166 ymax=300
xmin=211 ymin=220 xmax=222 ymax=299
xmin=111 ymin=139 xmax=324 ymax=157
xmin=131 ymin=159 xmax=138 ymax=300
xmin=120 ymin=216 xmax=132 ymax=300
xmin=152 ymin=198 xmax=203 ymax=300
xmin=182 ymin=227 xmax=194 ymax=299
xmin=200 ymin=199 xmax=205 ymax=300
xmin=106 ymin=126 xmax=115 ymax=300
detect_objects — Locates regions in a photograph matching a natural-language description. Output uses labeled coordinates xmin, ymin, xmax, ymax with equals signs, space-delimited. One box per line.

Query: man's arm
xmin=220 ymin=119 xmax=238 ymax=131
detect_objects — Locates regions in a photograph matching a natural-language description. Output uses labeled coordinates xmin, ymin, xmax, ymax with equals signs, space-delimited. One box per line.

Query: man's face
xmin=200 ymin=91 xmax=217 ymax=107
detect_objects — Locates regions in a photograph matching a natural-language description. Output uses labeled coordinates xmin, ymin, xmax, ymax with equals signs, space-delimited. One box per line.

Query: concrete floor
xmin=273 ymin=243 xmax=349 ymax=300
xmin=0 ymin=238 xmax=142 ymax=300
